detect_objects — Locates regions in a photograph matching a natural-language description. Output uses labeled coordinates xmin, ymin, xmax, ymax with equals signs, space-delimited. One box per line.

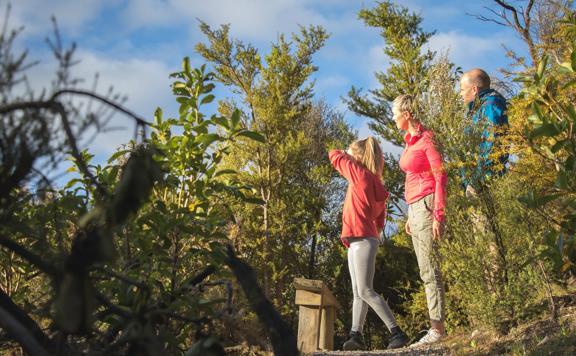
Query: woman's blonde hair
xmin=392 ymin=94 xmax=417 ymax=115
xmin=348 ymin=136 xmax=384 ymax=179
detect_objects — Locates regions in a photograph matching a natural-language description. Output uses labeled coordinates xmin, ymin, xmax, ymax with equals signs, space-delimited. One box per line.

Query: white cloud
xmin=176 ymin=0 xmax=326 ymax=42
xmin=315 ymin=74 xmax=348 ymax=95
xmin=122 ymin=0 xmax=179 ymax=29
xmin=427 ymin=31 xmax=509 ymax=71
xmin=71 ymin=50 xmax=175 ymax=155
xmin=120 ymin=0 xmax=363 ymax=43
xmin=23 ymin=48 xmax=176 ymax=157
xmin=7 ymin=0 xmax=111 ymax=37
xmin=365 ymin=44 xmax=390 ymax=89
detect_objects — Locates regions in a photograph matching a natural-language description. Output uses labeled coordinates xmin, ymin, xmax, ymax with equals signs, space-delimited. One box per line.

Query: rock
xmin=537 ymin=335 xmax=549 ymax=346
xmin=470 ymin=329 xmax=481 ymax=339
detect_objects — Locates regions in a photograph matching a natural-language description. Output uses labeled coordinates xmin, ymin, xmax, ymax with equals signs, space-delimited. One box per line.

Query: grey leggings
xmin=348 ymin=237 xmax=398 ymax=332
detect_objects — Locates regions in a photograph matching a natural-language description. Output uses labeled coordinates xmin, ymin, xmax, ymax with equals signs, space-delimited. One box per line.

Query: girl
xmin=329 ymin=137 xmax=408 ymax=351
xmin=392 ymin=94 xmax=447 ymax=347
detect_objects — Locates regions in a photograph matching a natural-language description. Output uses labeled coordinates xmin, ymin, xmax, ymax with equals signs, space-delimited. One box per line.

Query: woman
xmin=329 ymin=137 xmax=409 ymax=350
xmin=393 ymin=94 xmax=447 ymax=346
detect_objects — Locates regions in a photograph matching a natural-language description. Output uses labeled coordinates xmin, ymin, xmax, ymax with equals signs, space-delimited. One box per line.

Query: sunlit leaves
xmin=517 ymin=23 xmax=576 ymax=278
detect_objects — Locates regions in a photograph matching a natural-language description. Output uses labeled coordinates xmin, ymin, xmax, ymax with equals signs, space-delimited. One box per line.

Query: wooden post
xmin=294 ymin=278 xmax=340 ymax=354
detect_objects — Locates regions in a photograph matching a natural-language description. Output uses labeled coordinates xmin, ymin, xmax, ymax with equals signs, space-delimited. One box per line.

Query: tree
xmin=345 ymin=0 xmax=436 ymax=146
xmin=0 ymin=10 xmax=296 ymax=355
xmin=195 ymin=22 xmax=355 ymax=320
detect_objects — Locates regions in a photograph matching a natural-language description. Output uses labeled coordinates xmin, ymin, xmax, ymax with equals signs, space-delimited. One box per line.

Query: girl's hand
xmin=432 ymin=219 xmax=444 ymax=240
xmin=405 ymin=220 xmax=412 ymax=235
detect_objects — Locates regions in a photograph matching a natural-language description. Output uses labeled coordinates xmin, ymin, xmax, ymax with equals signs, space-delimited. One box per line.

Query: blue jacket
xmin=463 ymin=88 xmax=509 ymax=188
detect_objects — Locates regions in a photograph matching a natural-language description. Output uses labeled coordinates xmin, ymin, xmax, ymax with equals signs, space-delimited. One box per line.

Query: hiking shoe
xmin=343 ymin=331 xmax=365 ymax=351
xmin=387 ymin=328 xmax=409 ymax=349
xmin=410 ymin=328 xmax=444 ymax=347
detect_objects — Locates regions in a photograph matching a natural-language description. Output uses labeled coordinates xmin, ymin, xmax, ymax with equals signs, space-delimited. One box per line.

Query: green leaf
xmin=519 ymin=191 xmax=560 ymax=208
xmin=108 ymin=149 xmax=130 ymax=164
xmin=551 ymin=139 xmax=566 ymax=153
xmin=211 ymin=115 xmax=229 ymax=129
xmin=176 ymin=97 xmax=189 ymax=104
xmin=565 ymin=156 xmax=576 ymax=171
xmin=560 ymin=62 xmax=574 ymax=73
xmin=154 ymin=107 xmax=163 ymax=126
xmin=529 ymin=123 xmax=559 ymax=139
xmin=571 ymin=50 xmax=576 ymax=71
xmin=214 ymin=169 xmax=237 ymax=177
xmin=536 ymin=55 xmax=548 ymax=79
xmin=192 ymin=121 xmax=209 ymax=134
xmin=513 ymin=75 xmax=533 ymax=83
xmin=527 ymin=114 xmax=543 ymax=125
xmin=566 ymin=105 xmax=576 ymax=123
xmin=531 ymin=102 xmax=543 ymax=120
xmin=535 ymin=193 xmax=561 ymax=207
xmin=63 ymin=178 xmax=83 ymax=190
xmin=230 ymin=109 xmax=241 ymax=129
xmin=200 ymin=94 xmax=215 ymax=105
xmin=201 ymin=83 xmax=215 ymax=94
xmin=243 ymin=197 xmax=265 ymax=205
xmin=197 ymin=133 xmax=221 ymax=146
xmin=236 ymin=130 xmax=266 ymax=143
xmin=183 ymin=56 xmax=191 ymax=74
xmin=173 ymin=82 xmax=187 ymax=89
xmin=561 ymin=78 xmax=576 ymax=90
xmin=556 ymin=170 xmax=569 ymax=189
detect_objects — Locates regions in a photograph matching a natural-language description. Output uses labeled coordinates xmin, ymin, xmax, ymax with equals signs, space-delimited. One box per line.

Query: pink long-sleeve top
xmin=399 ymin=125 xmax=447 ymax=222
xmin=329 ymin=150 xmax=389 ymax=248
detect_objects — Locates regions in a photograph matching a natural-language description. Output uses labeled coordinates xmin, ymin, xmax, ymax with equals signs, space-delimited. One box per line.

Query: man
xmin=459 ymin=68 xmax=509 ymax=190
xmin=459 ymin=68 xmax=509 ymax=293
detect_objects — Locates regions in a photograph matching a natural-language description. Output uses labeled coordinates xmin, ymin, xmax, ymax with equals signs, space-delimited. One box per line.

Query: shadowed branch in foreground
xmin=225 ymin=245 xmax=298 ymax=356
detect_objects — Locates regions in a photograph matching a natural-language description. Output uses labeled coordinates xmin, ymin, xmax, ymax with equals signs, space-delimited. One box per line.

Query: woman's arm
xmin=423 ymin=136 xmax=447 ymax=222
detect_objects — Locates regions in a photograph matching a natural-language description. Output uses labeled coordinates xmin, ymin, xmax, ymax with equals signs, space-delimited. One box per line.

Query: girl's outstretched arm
xmin=328 ymin=149 xmax=362 ymax=184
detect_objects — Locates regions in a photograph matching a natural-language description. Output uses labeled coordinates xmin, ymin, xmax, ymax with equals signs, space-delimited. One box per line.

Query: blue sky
xmin=9 ymin=0 xmax=527 ymax=171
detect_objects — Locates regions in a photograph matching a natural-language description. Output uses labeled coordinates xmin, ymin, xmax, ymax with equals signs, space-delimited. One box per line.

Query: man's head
xmin=460 ymin=68 xmax=490 ymax=104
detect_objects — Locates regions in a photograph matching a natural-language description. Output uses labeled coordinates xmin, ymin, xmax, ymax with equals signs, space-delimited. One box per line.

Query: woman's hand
xmin=405 ymin=220 xmax=412 ymax=235
xmin=432 ymin=219 xmax=444 ymax=240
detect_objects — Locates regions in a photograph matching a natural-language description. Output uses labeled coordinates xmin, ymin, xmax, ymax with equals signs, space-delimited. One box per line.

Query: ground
xmin=225 ymin=305 xmax=576 ymax=355
xmin=311 ymin=302 xmax=576 ymax=356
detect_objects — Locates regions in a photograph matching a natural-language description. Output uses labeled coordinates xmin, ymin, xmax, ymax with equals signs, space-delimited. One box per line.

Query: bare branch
xmin=51 ymin=89 xmax=151 ymax=128
xmin=92 ymin=266 xmax=148 ymax=290
xmin=494 ymin=0 xmax=516 ymax=12
xmin=470 ymin=13 xmax=510 ymax=27
xmin=525 ymin=0 xmax=536 ymax=27
xmin=0 ymin=300 xmax=52 ymax=356
xmin=492 ymin=0 xmax=537 ymax=65
xmin=95 ymin=292 xmax=132 ymax=319
xmin=0 ymin=308 xmax=50 ymax=356
xmin=52 ymin=101 xmax=109 ymax=199
xmin=0 ymin=288 xmax=54 ymax=353
xmin=0 ymin=234 xmax=58 ymax=277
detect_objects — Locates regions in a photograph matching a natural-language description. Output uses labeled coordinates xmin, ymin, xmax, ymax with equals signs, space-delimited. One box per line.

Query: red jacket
xmin=399 ymin=126 xmax=447 ymax=222
xmin=329 ymin=150 xmax=389 ymax=247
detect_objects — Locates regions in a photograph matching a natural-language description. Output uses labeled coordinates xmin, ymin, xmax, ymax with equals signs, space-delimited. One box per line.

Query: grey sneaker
xmin=410 ymin=328 xmax=443 ymax=347
xmin=387 ymin=328 xmax=409 ymax=349
xmin=343 ymin=331 xmax=365 ymax=351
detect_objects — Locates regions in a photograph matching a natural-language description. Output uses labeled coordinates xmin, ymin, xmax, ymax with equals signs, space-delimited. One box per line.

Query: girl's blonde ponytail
xmin=349 ymin=136 xmax=384 ymax=179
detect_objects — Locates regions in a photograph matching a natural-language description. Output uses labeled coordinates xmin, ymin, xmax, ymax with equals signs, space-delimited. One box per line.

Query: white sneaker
xmin=410 ymin=328 xmax=444 ymax=347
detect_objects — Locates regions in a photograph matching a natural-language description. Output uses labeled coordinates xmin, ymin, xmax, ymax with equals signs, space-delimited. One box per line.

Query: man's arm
xmin=423 ymin=135 xmax=447 ymax=222
xmin=477 ymin=96 xmax=508 ymax=177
